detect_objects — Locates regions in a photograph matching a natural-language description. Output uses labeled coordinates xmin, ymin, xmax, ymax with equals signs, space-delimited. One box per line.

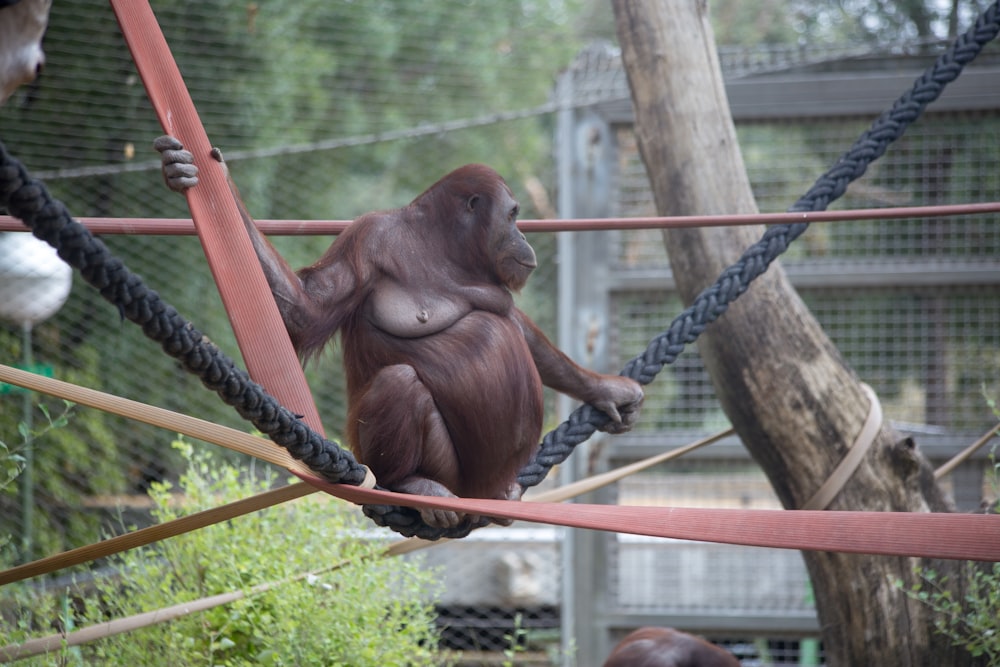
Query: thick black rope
xmin=1 ymin=1 xmax=996 ymax=541
xmin=375 ymin=0 xmax=999 ymax=540
xmin=0 ymin=146 xmax=370 ymax=489
xmin=507 ymin=0 xmax=1000 ymax=490
xmin=0 ymin=141 xmax=476 ymax=539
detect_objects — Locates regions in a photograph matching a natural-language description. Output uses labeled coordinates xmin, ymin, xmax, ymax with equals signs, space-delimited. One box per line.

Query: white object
xmin=0 ymin=231 xmax=72 ymax=325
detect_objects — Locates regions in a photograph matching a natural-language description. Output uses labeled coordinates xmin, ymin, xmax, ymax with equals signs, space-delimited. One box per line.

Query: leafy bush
xmin=905 ymin=562 xmax=1000 ymax=663
xmin=5 ymin=439 xmax=445 ymax=666
xmin=0 ymin=400 xmax=75 ymax=565
xmin=900 ymin=389 xmax=1000 ymax=663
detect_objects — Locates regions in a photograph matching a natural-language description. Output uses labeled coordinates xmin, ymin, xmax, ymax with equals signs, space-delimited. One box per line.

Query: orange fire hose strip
xmin=2 ymin=418 xmax=998 ymax=661
xmin=6 ymin=356 xmax=998 ymax=585
xmin=0 ymin=362 xmax=727 ymax=585
xmin=1 ymin=4 xmax=985 ymax=613
xmin=46 ymin=1 xmax=1000 ymax=563
xmin=109 ymin=0 xmax=323 ymax=433
xmin=0 ymin=366 xmax=997 ymax=660
xmin=298 ymin=471 xmax=1000 ymax=562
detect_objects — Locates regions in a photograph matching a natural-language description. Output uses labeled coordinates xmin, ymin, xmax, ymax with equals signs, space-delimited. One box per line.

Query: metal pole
xmin=554 ymin=68 xmax=577 ymax=667
xmin=19 ymin=321 xmax=34 ymax=563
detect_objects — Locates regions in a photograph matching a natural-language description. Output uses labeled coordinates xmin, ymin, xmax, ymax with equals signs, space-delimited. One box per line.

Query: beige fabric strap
xmin=0 ymin=364 xmax=307 ymax=473
xmin=528 ymin=427 xmax=735 ymax=503
xmin=386 ymin=427 xmax=736 ymax=557
xmin=934 ymin=421 xmax=1000 ymax=480
xmin=0 ymin=363 xmax=377 ymax=490
xmin=0 ymin=557 xmax=338 ymax=661
xmin=0 ymin=364 xmax=378 ymax=585
xmin=802 ymin=383 xmax=882 ymax=510
xmin=0 ymin=483 xmax=313 ymax=586
xmin=1 ymin=429 xmax=736 ymax=658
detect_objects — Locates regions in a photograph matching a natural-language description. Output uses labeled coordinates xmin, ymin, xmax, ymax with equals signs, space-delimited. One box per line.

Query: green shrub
xmin=0 ymin=400 xmax=75 ymax=565
xmin=900 ymin=388 xmax=1000 ymax=663
xmin=6 ymin=438 xmax=445 ymax=666
xmin=905 ymin=562 xmax=1000 ymax=663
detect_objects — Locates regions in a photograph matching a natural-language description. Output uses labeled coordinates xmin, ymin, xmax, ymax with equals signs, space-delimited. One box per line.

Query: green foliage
xmin=0 ymin=424 xmax=26 ymax=559
xmin=501 ymin=612 xmax=527 ymax=667
xmin=712 ymin=0 xmax=974 ymax=44
xmin=0 ymin=400 xmax=76 ymax=564
xmin=902 ymin=564 xmax=1000 ymax=663
xmin=899 ymin=388 xmax=1000 ymax=663
xmin=0 ymin=0 xmax=582 ymax=523
xmin=4 ymin=439 xmax=445 ymax=666
xmin=575 ymin=0 xmax=973 ymax=46
xmin=0 ymin=430 xmax=26 ymax=493
xmin=0 ymin=328 xmax=127 ymax=556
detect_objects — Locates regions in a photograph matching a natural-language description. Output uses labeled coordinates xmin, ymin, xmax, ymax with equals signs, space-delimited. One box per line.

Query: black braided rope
xmin=331 ymin=0 xmax=1000 ymax=538
xmin=1 ymin=1 xmax=996 ymax=541
xmin=0 ymin=145 xmax=369 ymax=488
xmin=510 ymin=0 xmax=1000 ymax=491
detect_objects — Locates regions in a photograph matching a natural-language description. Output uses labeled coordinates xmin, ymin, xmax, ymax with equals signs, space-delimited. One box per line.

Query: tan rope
xmin=0 ymin=483 xmax=314 ymax=586
xmin=0 ymin=430 xmax=734 ymax=656
xmin=0 ymin=363 xmax=375 ymax=487
xmin=0 ymin=560 xmax=337 ymax=662
xmin=802 ymin=383 xmax=883 ymax=510
xmin=0 ymin=364 xmax=379 ymax=584
xmin=0 ymin=364 xmax=310 ymax=474
xmin=934 ymin=421 xmax=1000 ymax=480
xmin=385 ymin=427 xmax=736 ymax=558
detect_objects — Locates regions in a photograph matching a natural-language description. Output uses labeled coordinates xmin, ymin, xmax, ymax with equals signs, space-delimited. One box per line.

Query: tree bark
xmin=611 ymin=2 xmax=982 ymax=665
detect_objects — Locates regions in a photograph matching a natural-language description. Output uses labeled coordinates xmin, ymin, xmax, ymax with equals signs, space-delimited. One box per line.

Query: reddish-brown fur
xmin=603 ymin=628 xmax=741 ymax=667
xmin=157 ymin=140 xmax=643 ymax=529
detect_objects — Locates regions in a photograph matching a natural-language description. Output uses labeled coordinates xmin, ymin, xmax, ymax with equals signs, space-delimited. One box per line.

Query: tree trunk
xmin=610 ymin=2 xmax=982 ymax=665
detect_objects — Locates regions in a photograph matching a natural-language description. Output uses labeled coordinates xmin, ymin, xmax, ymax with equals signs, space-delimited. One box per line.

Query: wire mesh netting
xmin=1 ymin=2 xmax=576 ymax=661
xmin=1 ymin=1 xmax=998 ymax=663
xmin=614 ymin=285 xmax=1000 ymax=436
xmin=0 ymin=0 xmax=568 ymax=557
xmin=610 ymin=112 xmax=1000 ymax=438
xmin=614 ymin=115 xmax=1000 ymax=265
xmin=581 ymin=44 xmax=999 ymax=664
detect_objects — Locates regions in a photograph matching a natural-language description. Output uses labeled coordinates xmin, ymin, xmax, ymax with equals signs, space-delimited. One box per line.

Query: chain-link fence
xmin=612 ymin=113 xmax=1000 ymax=438
xmin=1 ymin=3 xmax=574 ymax=662
xmin=555 ymin=34 xmax=1000 ymax=665
xmin=2 ymin=2 xmax=999 ymax=663
xmin=0 ymin=0 xmax=567 ymax=550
